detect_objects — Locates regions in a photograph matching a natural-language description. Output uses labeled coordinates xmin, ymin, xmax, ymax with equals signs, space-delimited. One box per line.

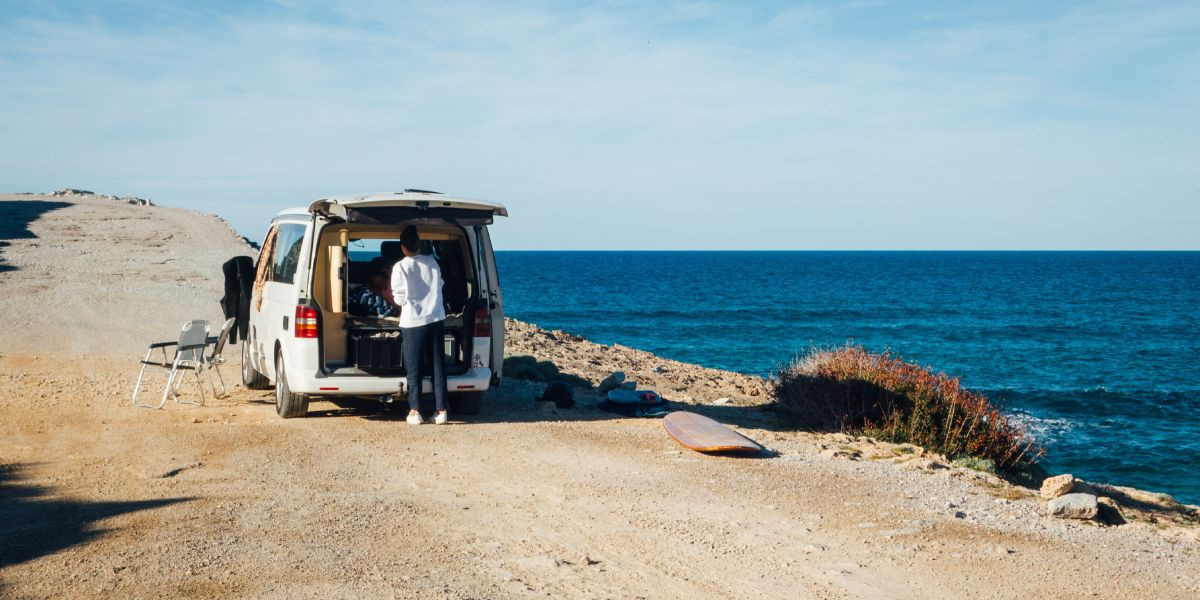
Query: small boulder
xmin=1047 ymin=493 xmax=1099 ymax=520
xmin=1040 ymin=474 xmax=1076 ymax=499
xmin=597 ymin=372 xmax=625 ymax=393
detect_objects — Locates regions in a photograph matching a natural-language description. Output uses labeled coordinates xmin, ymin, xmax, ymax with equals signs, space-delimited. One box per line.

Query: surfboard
xmin=662 ymin=411 xmax=763 ymax=453
xmin=599 ymin=389 xmax=669 ymax=417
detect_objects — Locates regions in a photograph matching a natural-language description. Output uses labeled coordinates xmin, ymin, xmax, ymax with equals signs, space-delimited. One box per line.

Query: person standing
xmin=390 ymin=226 xmax=448 ymax=425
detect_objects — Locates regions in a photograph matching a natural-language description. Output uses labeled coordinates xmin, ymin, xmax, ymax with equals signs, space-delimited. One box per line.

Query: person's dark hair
xmin=400 ymin=226 xmax=421 ymax=254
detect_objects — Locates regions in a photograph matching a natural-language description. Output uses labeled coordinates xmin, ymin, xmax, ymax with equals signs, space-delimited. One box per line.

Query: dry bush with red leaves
xmin=772 ymin=346 xmax=1043 ymax=471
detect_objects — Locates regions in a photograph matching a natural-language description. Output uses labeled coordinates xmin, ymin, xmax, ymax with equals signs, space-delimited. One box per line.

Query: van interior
xmin=310 ymin=224 xmax=480 ymax=376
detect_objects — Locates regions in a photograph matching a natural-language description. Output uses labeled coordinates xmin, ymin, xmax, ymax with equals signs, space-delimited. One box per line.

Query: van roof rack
xmin=402 ymin=189 xmax=441 ymax=194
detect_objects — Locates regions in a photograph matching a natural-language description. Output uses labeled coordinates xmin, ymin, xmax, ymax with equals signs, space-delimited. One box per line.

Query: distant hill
xmin=0 ymin=192 xmax=254 ymax=354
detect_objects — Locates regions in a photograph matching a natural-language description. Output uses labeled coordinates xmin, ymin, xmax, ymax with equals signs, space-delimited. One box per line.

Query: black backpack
xmin=535 ymin=381 xmax=575 ymax=409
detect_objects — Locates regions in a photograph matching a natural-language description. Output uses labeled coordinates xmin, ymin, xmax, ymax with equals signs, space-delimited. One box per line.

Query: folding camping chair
xmin=203 ymin=318 xmax=236 ymax=399
xmin=131 ymin=319 xmax=212 ymax=409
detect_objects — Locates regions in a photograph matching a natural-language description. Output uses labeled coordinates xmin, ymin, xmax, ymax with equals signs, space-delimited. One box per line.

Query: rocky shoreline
xmin=502 ymin=318 xmax=1200 ymax=539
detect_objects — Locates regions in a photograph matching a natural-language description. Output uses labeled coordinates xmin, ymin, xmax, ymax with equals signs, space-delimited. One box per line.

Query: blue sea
xmin=495 ymin=251 xmax=1200 ymax=504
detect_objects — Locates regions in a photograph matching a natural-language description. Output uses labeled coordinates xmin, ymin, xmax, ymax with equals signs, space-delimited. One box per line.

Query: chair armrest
xmin=178 ymin=342 xmax=210 ymax=352
xmin=206 ymin=336 xmax=219 ymax=345
xmin=147 ymin=341 xmax=178 ymax=349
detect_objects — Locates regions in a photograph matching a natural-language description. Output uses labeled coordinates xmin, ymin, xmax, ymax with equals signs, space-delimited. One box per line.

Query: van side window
xmin=271 ymin=223 xmax=307 ymax=284
xmin=254 ymin=225 xmax=277 ymax=278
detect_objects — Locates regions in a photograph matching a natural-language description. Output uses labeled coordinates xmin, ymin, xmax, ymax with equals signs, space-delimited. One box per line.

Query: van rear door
xmin=308 ymin=193 xmax=507 ymax=223
xmin=478 ymin=226 xmax=504 ymax=381
xmin=308 ymin=192 xmax=508 ymax=380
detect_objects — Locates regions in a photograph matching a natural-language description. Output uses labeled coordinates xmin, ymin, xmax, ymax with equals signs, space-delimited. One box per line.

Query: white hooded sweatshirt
xmin=389 ymin=254 xmax=446 ymax=328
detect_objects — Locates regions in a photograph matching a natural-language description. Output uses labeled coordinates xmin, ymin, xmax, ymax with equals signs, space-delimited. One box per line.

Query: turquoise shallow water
xmin=495 ymin=251 xmax=1200 ymax=504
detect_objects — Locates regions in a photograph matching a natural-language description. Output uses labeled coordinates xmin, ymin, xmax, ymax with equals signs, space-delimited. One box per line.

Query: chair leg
xmin=157 ymin=367 xmax=178 ymax=410
xmin=212 ymin=363 xmax=227 ymax=397
xmin=195 ymin=367 xmax=207 ymax=406
xmin=205 ymin=365 xmax=218 ymax=398
xmin=176 ymin=364 xmax=206 ymax=406
xmin=133 ymin=348 xmax=168 ymax=409
xmin=172 ymin=366 xmax=185 ymax=396
xmin=131 ymin=362 xmax=150 ymax=407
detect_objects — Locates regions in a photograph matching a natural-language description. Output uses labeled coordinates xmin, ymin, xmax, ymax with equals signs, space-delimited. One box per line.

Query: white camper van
xmin=241 ymin=190 xmax=507 ymax=418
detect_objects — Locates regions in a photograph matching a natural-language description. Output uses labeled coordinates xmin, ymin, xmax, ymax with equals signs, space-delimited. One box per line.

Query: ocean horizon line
xmin=491 ymin=248 xmax=1200 ymax=253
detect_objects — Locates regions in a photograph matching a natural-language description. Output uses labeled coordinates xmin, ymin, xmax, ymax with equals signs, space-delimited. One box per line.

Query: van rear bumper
xmin=286 ymin=367 xmax=493 ymax=396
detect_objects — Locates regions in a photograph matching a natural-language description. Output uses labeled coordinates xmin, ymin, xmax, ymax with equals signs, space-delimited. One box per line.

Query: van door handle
xmin=282 ymin=316 xmax=289 ymax=331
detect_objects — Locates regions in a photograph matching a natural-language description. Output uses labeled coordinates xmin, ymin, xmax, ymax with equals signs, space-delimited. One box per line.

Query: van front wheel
xmin=275 ymin=351 xmax=309 ymax=418
xmin=449 ymin=391 xmax=484 ymax=416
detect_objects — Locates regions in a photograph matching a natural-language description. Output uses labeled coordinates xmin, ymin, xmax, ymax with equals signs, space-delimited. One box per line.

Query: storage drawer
xmin=348 ymin=330 xmax=461 ymax=373
xmin=349 ymin=331 xmax=404 ymax=373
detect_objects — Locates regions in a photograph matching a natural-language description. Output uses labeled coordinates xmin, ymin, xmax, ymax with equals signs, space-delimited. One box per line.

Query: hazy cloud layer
xmin=2 ymin=1 xmax=1197 ymax=248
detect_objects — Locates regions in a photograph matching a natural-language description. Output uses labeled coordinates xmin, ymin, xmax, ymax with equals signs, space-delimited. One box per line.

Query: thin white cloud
xmin=1 ymin=1 xmax=1197 ymax=248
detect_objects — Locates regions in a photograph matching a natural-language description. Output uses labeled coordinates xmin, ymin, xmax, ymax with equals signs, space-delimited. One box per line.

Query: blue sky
xmin=2 ymin=1 xmax=1197 ymax=249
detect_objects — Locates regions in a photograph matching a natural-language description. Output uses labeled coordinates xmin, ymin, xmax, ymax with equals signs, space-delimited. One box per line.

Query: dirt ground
xmin=2 ymin=194 xmax=1198 ymax=599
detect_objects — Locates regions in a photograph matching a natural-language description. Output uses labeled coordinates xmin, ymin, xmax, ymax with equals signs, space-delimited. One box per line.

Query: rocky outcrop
xmin=597 ymin=372 xmax=625 ymax=392
xmin=52 ymin=188 xmax=153 ymax=206
xmin=503 ymin=318 xmax=772 ymax=404
xmin=1042 ymin=474 xmax=1110 ymax=522
xmin=1041 ymin=474 xmax=1076 ymax=499
xmin=1047 ymin=493 xmax=1099 ymax=519
xmin=1040 ymin=473 xmax=1097 ymax=499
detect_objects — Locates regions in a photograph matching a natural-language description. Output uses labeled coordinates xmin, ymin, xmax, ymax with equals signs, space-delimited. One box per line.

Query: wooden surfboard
xmin=662 ymin=411 xmax=763 ymax=453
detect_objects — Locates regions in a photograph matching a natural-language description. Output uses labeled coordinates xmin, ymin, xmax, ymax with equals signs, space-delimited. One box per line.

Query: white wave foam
xmin=1009 ymin=411 xmax=1074 ymax=445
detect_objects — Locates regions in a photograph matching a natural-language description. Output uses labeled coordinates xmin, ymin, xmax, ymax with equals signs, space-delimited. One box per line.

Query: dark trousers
xmin=402 ymin=320 xmax=447 ymax=412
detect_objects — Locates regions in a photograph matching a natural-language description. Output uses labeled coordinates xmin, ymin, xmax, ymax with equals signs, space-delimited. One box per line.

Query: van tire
xmin=241 ymin=342 xmax=271 ymax=390
xmin=449 ymin=391 xmax=484 ymax=416
xmin=275 ymin=351 xmax=309 ymax=418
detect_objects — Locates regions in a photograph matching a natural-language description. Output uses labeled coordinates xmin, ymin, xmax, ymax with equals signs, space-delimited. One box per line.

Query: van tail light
xmin=473 ymin=307 xmax=491 ymax=337
xmin=295 ymin=305 xmax=319 ymax=338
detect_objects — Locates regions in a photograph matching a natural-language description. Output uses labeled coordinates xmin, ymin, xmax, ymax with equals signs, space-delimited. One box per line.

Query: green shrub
xmin=503 ymin=355 xmax=591 ymax=388
xmin=952 ymin=455 xmax=999 ymax=475
xmin=772 ymin=345 xmax=1042 ymax=472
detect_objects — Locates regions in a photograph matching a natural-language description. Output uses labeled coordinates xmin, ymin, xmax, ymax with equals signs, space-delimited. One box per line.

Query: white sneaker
xmin=433 ymin=411 xmax=448 ymax=425
xmin=406 ymin=411 xmax=424 ymax=425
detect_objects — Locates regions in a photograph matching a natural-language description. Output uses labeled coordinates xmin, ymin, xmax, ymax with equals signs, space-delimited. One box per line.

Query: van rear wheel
xmin=449 ymin=391 xmax=484 ymax=416
xmin=241 ymin=341 xmax=270 ymax=390
xmin=275 ymin=351 xmax=309 ymax=418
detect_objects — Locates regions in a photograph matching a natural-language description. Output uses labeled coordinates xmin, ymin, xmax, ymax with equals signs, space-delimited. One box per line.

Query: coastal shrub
xmin=772 ymin=346 xmax=1043 ymax=471
xmin=502 ymin=355 xmax=591 ymax=388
